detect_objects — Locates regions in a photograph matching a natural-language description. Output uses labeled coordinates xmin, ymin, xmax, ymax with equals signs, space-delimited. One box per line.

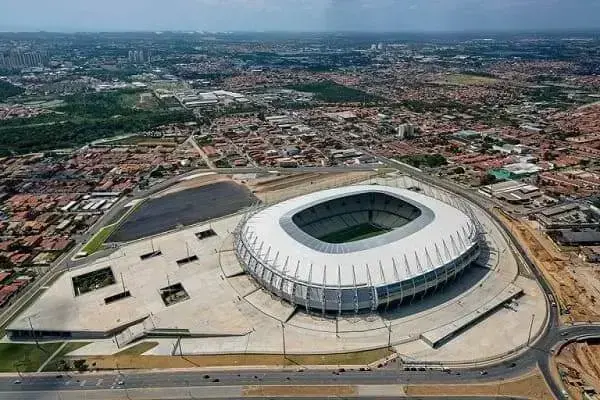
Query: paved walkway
xmin=37 ymin=342 xmax=66 ymax=372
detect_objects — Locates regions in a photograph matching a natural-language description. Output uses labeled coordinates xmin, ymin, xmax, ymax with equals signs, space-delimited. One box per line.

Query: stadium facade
xmin=235 ymin=185 xmax=481 ymax=314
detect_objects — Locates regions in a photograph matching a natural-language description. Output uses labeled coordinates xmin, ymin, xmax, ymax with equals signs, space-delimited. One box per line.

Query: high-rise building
xmin=128 ymin=49 xmax=149 ymax=64
xmin=397 ymin=123 xmax=416 ymax=139
xmin=0 ymin=50 xmax=48 ymax=69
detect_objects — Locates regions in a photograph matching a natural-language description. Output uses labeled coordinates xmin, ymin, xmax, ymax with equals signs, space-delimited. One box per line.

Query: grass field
xmin=287 ymin=81 xmax=381 ymax=103
xmin=116 ymin=342 xmax=159 ymax=356
xmin=80 ymin=199 xmax=145 ymax=255
xmin=0 ymin=89 xmax=194 ymax=155
xmin=80 ymin=224 xmax=117 ymax=255
xmin=107 ymin=135 xmax=180 ymax=146
xmin=0 ymin=342 xmax=63 ymax=372
xmin=320 ymin=223 xmax=389 ymax=244
xmin=83 ymin=348 xmax=393 ymax=370
xmin=286 ymin=348 xmax=392 ymax=366
xmin=42 ymin=342 xmax=91 ymax=372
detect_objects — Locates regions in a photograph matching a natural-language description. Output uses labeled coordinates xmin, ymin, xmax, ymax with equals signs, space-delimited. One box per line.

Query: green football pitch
xmin=319 ymin=223 xmax=390 ymax=244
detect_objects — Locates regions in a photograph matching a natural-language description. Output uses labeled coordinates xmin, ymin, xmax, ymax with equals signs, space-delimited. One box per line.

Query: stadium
xmin=235 ymin=185 xmax=482 ymax=314
xmin=4 ymin=175 xmax=545 ymax=361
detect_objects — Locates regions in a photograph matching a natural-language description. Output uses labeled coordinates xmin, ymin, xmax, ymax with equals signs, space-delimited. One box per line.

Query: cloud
xmin=0 ymin=0 xmax=598 ymax=32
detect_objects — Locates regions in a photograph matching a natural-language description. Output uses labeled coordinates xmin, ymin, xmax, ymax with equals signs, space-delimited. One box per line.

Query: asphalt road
xmin=0 ymin=363 xmax=545 ymax=391
xmin=0 ymin=320 xmax=593 ymax=396
xmin=2 ymin=162 xmax=600 ymax=399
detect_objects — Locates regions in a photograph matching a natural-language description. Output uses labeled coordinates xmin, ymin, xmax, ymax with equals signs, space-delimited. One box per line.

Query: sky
xmin=0 ymin=0 xmax=599 ymax=33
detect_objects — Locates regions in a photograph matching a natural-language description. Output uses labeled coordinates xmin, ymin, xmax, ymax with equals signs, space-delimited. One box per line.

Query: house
xmin=555 ymin=231 xmax=600 ymax=246
xmin=20 ymin=235 xmax=42 ymax=249
xmin=38 ymin=237 xmax=74 ymax=252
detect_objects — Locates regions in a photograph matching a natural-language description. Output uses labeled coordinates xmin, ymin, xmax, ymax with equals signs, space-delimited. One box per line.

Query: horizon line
xmin=0 ymin=28 xmax=600 ymax=35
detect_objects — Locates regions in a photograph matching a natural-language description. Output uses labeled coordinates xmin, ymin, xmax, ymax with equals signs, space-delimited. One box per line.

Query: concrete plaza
xmin=6 ymin=177 xmax=546 ymax=364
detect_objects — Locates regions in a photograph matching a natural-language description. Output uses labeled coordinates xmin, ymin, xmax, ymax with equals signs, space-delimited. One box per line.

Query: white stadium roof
xmin=241 ymin=185 xmax=477 ymax=288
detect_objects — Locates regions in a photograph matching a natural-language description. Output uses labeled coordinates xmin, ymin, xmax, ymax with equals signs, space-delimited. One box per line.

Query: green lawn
xmin=320 ymin=223 xmax=389 ymax=244
xmin=286 ymin=347 xmax=393 ymax=366
xmin=0 ymin=342 xmax=63 ymax=372
xmin=81 ymin=224 xmax=117 ymax=255
xmin=80 ymin=198 xmax=146 ymax=255
xmin=394 ymin=154 xmax=448 ymax=169
xmin=42 ymin=342 xmax=91 ymax=372
xmin=115 ymin=341 xmax=159 ymax=356
xmin=287 ymin=81 xmax=381 ymax=103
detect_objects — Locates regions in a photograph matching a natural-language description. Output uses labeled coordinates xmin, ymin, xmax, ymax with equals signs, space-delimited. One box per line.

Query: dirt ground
xmin=159 ymin=171 xmax=376 ymax=201
xmin=406 ymin=370 xmax=553 ymax=400
xmin=81 ymin=348 xmax=393 ymax=371
xmin=243 ymin=385 xmax=356 ymax=397
xmin=556 ymin=340 xmax=600 ymax=400
xmin=495 ymin=209 xmax=600 ymax=323
xmin=246 ymin=171 xmax=377 ymax=203
xmin=154 ymin=173 xmax=227 ymax=197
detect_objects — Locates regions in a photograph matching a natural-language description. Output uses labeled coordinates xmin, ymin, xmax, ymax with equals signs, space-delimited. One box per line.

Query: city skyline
xmin=1 ymin=0 xmax=599 ymax=33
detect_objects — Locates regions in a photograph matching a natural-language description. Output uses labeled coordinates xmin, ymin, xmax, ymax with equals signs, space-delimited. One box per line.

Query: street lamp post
xmin=280 ymin=321 xmax=286 ymax=362
xmin=527 ymin=313 xmax=536 ymax=346
xmin=14 ymin=362 xmax=23 ymax=379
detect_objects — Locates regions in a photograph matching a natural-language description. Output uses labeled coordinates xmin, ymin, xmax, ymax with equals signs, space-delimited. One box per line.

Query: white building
xmin=397 ymin=123 xmax=416 ymax=139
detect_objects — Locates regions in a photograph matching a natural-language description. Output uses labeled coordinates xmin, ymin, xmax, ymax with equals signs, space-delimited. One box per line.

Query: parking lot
xmin=108 ymin=181 xmax=257 ymax=242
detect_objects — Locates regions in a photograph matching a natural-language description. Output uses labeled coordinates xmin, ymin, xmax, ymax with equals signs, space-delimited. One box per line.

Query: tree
xmin=73 ymin=359 xmax=88 ymax=372
xmin=479 ymin=173 xmax=497 ymax=186
xmin=0 ymin=81 xmax=24 ymax=101
xmin=395 ymin=154 xmax=447 ymax=169
xmin=0 ymin=255 xmax=14 ymax=269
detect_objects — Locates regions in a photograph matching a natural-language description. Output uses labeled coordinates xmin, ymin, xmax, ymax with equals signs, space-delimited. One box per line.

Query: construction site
xmin=244 ymin=171 xmax=377 ymax=203
xmin=556 ymin=339 xmax=600 ymax=400
xmin=493 ymin=206 xmax=600 ymax=399
xmin=495 ymin=209 xmax=600 ymax=323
